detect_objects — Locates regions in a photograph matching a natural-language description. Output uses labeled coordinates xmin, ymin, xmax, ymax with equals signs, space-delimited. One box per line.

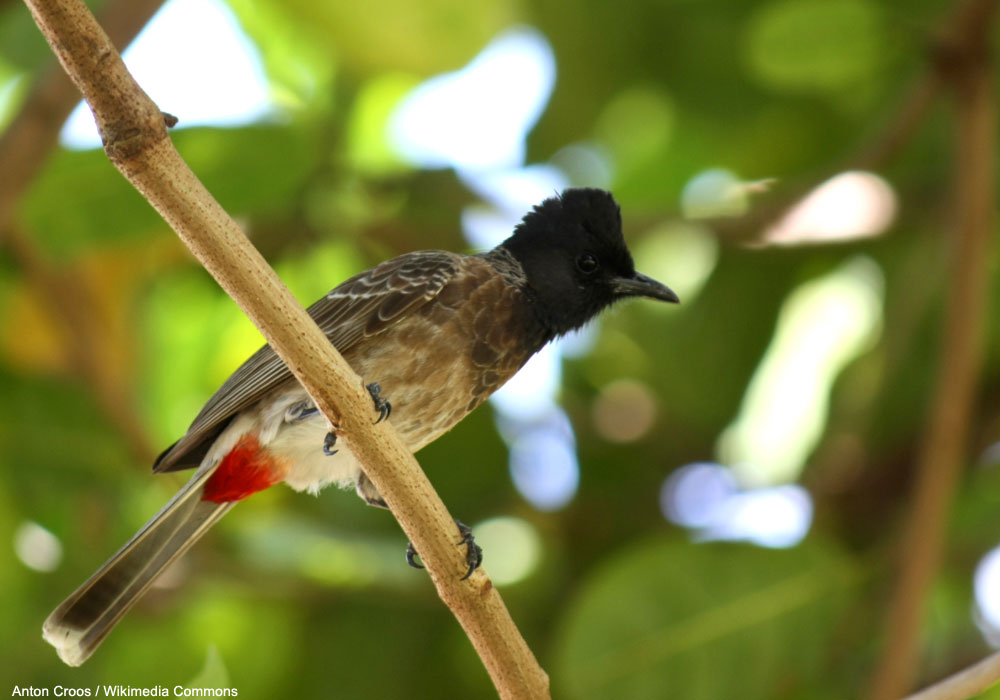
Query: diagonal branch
xmin=903 ymin=650 xmax=1000 ymax=700
xmin=22 ymin=0 xmax=549 ymax=697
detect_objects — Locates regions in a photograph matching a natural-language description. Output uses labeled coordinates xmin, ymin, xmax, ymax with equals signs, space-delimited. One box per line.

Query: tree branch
xmin=903 ymin=651 xmax=1000 ymax=700
xmin=867 ymin=0 xmax=998 ymax=698
xmin=22 ymin=0 xmax=549 ymax=697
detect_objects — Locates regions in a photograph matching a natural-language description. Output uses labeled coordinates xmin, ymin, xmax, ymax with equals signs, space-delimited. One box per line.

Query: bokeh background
xmin=2 ymin=0 xmax=999 ymax=697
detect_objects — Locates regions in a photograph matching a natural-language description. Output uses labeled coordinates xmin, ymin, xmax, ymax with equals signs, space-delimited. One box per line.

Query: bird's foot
xmin=286 ymin=400 xmax=319 ymax=422
xmin=405 ymin=519 xmax=483 ymax=581
xmin=323 ymin=431 xmax=338 ymax=456
xmin=366 ymin=382 xmax=392 ymax=423
xmin=455 ymin=521 xmax=484 ymax=579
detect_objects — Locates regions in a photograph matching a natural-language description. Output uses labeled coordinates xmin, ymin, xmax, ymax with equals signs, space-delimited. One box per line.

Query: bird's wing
xmin=154 ymin=250 xmax=462 ymax=473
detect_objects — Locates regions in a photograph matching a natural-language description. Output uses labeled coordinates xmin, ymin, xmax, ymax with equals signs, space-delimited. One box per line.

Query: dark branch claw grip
xmin=406 ymin=520 xmax=483 ymax=580
xmin=322 ymin=382 xmax=389 ymax=457
xmin=366 ymin=382 xmax=391 ymax=423
xmin=323 ymin=431 xmax=338 ymax=456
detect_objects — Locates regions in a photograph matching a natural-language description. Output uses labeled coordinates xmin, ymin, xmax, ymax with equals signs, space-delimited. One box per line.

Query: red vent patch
xmin=202 ymin=433 xmax=284 ymax=503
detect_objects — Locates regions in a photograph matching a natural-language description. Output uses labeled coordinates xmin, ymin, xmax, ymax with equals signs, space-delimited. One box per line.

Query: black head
xmin=500 ymin=188 xmax=678 ymax=336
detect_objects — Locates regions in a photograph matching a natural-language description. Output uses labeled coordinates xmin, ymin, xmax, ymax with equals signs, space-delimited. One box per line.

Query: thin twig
xmin=867 ymin=0 xmax=998 ymax=698
xmin=22 ymin=0 xmax=549 ymax=697
xmin=903 ymin=651 xmax=1000 ymax=700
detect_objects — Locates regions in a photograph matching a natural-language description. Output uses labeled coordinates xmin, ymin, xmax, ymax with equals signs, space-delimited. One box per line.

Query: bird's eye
xmin=576 ymin=253 xmax=599 ymax=274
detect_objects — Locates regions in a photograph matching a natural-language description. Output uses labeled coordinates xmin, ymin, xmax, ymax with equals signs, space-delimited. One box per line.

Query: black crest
xmin=500 ymin=188 xmax=642 ymax=335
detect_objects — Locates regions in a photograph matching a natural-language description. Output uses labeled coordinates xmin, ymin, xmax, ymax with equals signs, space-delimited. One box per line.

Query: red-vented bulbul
xmin=43 ymin=187 xmax=678 ymax=666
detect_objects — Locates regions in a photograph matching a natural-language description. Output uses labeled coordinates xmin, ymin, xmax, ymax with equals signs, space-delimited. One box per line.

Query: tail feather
xmin=43 ymin=469 xmax=233 ymax=666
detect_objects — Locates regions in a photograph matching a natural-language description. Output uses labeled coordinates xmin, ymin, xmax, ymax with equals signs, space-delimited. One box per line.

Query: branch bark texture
xmin=903 ymin=651 xmax=1000 ymax=700
xmin=22 ymin=0 xmax=549 ymax=696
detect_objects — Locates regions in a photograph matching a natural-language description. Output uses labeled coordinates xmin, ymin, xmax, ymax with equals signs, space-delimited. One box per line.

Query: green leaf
xmin=552 ymin=537 xmax=861 ymax=700
xmin=744 ymin=0 xmax=885 ymax=95
xmin=22 ymin=125 xmax=320 ymax=258
xmin=233 ymin=0 xmax=517 ymax=77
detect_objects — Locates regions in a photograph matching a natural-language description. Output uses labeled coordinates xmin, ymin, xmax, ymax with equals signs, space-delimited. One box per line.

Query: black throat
xmin=479 ymin=247 xmax=562 ymax=351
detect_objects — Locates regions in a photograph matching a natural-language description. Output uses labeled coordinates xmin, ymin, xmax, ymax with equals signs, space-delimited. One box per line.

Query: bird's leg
xmin=366 ymin=382 xmax=391 ymax=423
xmin=285 ymin=400 xmax=337 ymax=456
xmin=323 ymin=383 xmax=387 ymax=455
xmin=405 ymin=519 xmax=483 ymax=581
xmin=285 ymin=400 xmax=319 ymax=422
xmin=355 ymin=472 xmax=388 ymax=509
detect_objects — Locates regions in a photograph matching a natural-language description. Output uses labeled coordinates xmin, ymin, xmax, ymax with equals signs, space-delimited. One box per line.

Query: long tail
xmin=43 ymin=469 xmax=234 ymax=666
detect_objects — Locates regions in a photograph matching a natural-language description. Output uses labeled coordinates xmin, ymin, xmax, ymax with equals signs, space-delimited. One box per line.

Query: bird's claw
xmin=405 ymin=519 xmax=482 ymax=581
xmin=405 ymin=541 xmax=421 ymax=570
xmin=366 ymin=382 xmax=391 ymax=423
xmin=323 ymin=381 xmax=387 ymax=454
xmin=456 ymin=520 xmax=483 ymax=579
xmin=323 ymin=431 xmax=338 ymax=456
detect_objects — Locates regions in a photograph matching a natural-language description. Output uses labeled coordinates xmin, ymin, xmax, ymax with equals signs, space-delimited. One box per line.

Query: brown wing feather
xmin=153 ymin=250 xmax=462 ymax=473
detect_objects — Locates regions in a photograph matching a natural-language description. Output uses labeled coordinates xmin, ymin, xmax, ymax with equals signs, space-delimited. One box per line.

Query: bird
xmin=42 ymin=187 xmax=678 ymax=666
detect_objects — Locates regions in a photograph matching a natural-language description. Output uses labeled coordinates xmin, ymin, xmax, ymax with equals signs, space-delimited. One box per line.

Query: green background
xmin=2 ymin=0 xmax=999 ymax=697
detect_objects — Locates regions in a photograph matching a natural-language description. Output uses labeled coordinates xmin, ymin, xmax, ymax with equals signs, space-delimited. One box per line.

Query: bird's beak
xmin=612 ymin=271 xmax=680 ymax=303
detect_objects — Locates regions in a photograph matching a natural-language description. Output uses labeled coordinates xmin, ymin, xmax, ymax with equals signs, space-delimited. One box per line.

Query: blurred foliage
xmin=552 ymin=539 xmax=860 ymax=699
xmin=2 ymin=0 xmax=1000 ymax=698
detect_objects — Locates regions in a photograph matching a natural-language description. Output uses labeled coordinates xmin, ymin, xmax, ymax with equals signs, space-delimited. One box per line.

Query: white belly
xmin=202 ymin=386 xmax=364 ymax=497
